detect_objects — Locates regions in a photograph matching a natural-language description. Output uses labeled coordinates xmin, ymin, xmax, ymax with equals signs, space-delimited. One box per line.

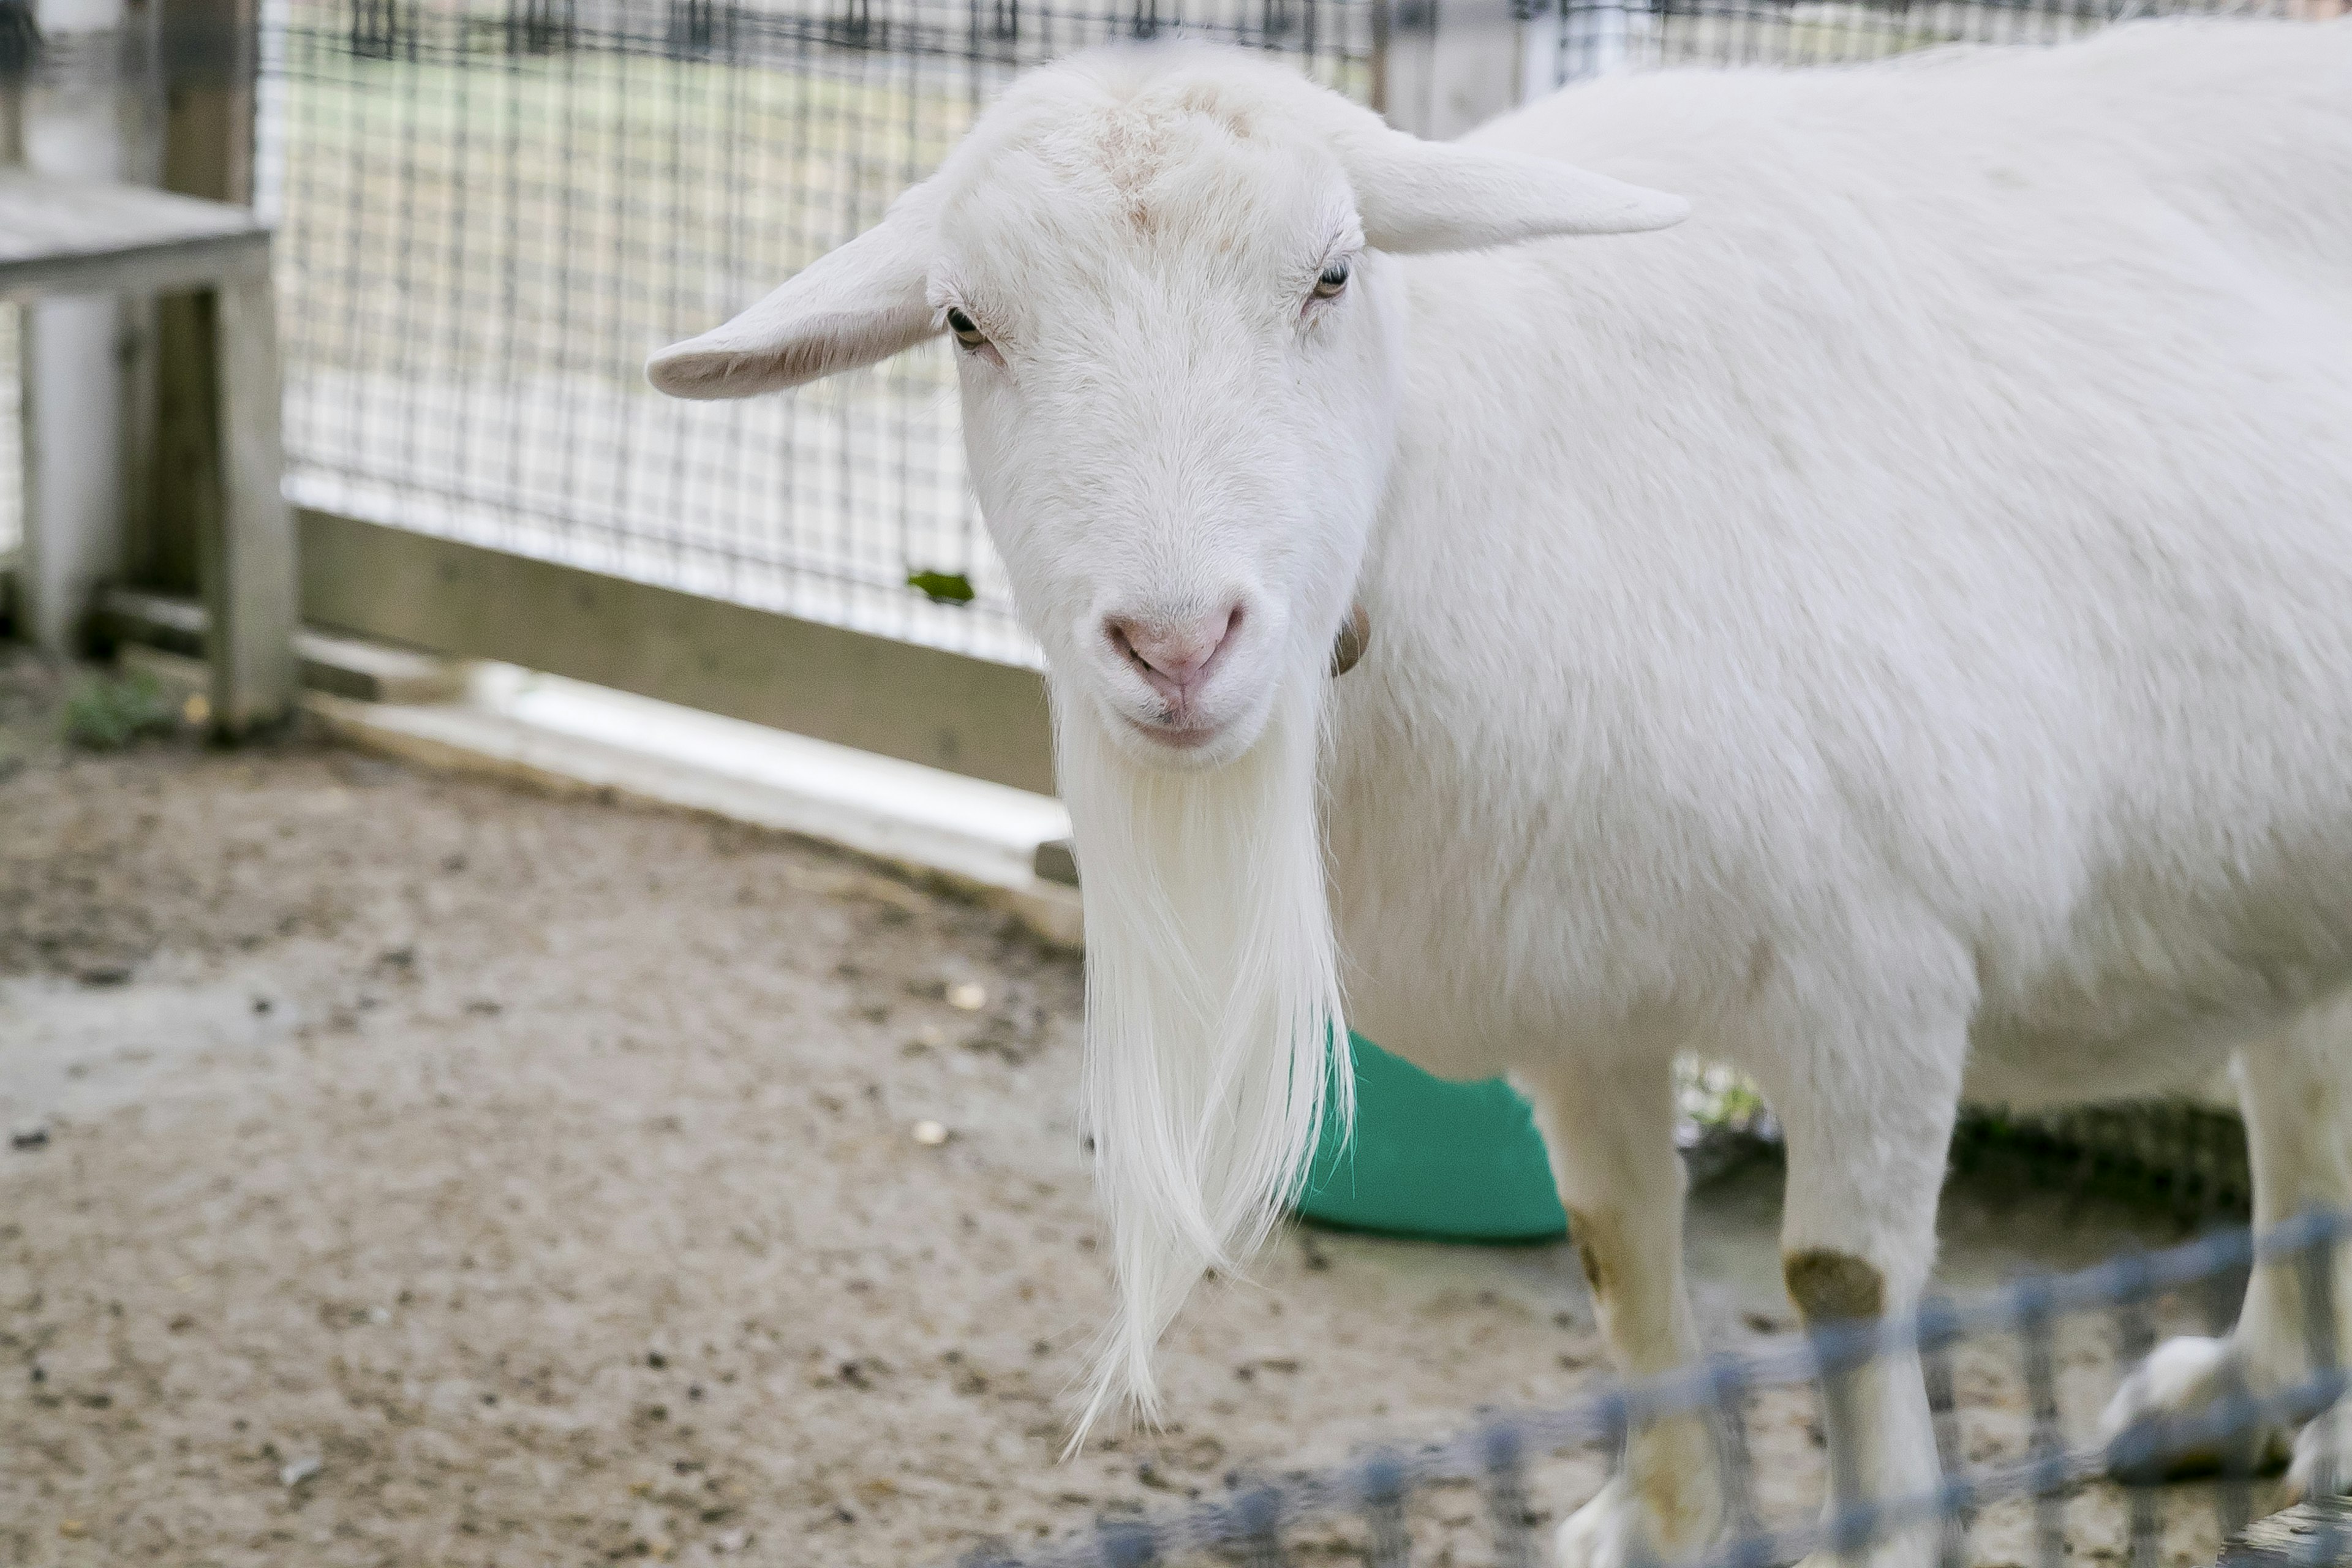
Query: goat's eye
xmin=946 ymin=306 xmax=989 ymax=349
xmin=1312 ymin=259 xmax=1351 ymax=300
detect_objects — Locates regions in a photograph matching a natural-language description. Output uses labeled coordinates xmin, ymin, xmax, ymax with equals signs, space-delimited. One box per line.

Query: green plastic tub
xmin=1295 ymin=1033 xmax=1569 ymax=1243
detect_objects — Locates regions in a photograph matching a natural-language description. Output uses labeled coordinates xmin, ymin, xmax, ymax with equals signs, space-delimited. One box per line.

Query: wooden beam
xmin=295 ymin=511 xmax=1060 ymax=797
xmin=97 ymin=585 xmax=471 ymax=703
xmin=202 ymin=257 xmax=294 ymax=733
xmin=147 ymin=0 xmax=258 ymax=598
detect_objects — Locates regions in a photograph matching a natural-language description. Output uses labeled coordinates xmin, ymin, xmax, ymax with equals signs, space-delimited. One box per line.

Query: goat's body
xmin=654 ymin=24 xmax=2352 ymax=1549
xmin=1331 ymin=20 xmax=2352 ymax=1114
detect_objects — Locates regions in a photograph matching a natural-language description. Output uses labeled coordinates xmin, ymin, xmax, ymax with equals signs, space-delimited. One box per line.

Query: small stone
xmin=182 ymin=693 xmax=211 ymax=727
xmin=58 ymin=1519 xmax=86 ymax=1539
xmin=281 ymin=1455 xmax=322 ymax=1487
xmin=715 ymin=1528 xmax=752 ymax=1554
xmin=911 ymin=1120 xmax=950 ymax=1147
xmin=368 ymin=1305 xmax=391 ymax=1325
xmin=944 ymin=982 xmax=987 ymax=1011
xmin=11 ymin=1124 xmax=48 ymax=1152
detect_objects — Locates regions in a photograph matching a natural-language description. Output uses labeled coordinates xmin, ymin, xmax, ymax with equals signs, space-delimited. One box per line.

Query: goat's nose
xmin=1106 ymin=605 xmax=1242 ymax=699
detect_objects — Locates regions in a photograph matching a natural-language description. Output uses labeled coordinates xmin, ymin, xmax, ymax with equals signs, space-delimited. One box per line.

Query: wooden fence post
xmin=141 ymin=0 xmax=255 ymax=600
xmin=1376 ymin=0 xmax=1527 ymax=140
xmin=16 ymin=0 xmax=161 ymax=656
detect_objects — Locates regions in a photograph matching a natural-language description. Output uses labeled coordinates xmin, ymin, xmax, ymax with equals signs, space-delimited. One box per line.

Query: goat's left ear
xmin=1337 ymin=126 xmax=1688 ymax=254
xmin=647 ymin=182 xmax=940 ymax=399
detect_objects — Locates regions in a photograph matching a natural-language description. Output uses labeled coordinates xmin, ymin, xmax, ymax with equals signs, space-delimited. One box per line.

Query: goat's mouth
xmin=1123 ymin=713 xmax=1223 ymax=751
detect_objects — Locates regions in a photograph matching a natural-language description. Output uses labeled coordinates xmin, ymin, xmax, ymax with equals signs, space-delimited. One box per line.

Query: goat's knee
xmin=1784 ymin=1248 xmax=1888 ymax=1325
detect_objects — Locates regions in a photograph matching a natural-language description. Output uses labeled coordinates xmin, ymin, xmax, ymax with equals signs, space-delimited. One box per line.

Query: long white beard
xmin=1060 ymin=672 xmax=1351 ymax=1445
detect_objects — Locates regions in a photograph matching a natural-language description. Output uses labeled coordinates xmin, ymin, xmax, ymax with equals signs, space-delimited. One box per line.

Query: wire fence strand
xmin=944 ymin=1210 xmax=2351 ymax=1568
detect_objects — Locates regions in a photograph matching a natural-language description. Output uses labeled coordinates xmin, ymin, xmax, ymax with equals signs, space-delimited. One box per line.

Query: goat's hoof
xmin=2101 ymin=1335 xmax=2294 ymax=1481
xmin=2286 ymin=1398 xmax=2352 ymax=1502
xmin=1554 ymin=1479 xmax=1665 ymax=1568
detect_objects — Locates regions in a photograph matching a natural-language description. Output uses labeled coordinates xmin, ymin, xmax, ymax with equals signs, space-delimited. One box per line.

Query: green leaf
xmin=905 ymin=569 xmax=976 ymax=606
xmin=60 ymin=671 xmax=178 ymax=752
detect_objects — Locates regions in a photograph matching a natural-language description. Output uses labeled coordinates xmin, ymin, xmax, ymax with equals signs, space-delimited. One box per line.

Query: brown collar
xmin=1329 ymin=601 xmax=1372 ymax=678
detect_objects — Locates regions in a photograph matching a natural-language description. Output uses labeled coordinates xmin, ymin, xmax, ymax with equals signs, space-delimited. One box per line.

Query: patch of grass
xmin=1678 ymin=1057 xmax=1776 ymax=1134
xmin=61 ymin=671 xmax=180 ymax=752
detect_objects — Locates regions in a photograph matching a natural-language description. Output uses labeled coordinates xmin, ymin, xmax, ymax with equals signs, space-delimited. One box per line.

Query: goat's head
xmin=650 ymin=42 xmax=1684 ymax=766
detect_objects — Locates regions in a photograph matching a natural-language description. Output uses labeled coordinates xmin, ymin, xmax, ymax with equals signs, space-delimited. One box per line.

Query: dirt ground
xmin=0 ymin=653 xmax=2289 ymax=1568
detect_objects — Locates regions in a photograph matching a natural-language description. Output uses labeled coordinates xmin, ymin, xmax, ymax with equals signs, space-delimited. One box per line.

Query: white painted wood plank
xmin=205 ymin=257 xmax=297 ymax=733
xmin=0 ymin=172 xmax=260 ymax=267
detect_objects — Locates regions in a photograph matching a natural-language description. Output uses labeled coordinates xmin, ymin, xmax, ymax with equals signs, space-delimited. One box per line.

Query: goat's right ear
xmin=1336 ymin=124 xmax=1688 ymax=254
xmin=647 ymin=184 xmax=940 ymax=399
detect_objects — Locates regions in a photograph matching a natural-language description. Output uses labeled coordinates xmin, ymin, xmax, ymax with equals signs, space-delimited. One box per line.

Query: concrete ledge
xmin=115 ymin=643 xmax=1084 ymax=949
xmin=96 ymin=586 xmax=469 ymax=704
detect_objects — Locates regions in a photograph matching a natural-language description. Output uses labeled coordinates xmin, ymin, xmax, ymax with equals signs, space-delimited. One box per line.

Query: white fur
xmin=655 ymin=20 xmax=2352 ymax=1561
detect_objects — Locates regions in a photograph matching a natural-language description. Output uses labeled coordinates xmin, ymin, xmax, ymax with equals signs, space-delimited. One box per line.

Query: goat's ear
xmin=1338 ymin=127 xmax=1687 ymax=254
xmin=647 ymin=184 xmax=940 ymax=399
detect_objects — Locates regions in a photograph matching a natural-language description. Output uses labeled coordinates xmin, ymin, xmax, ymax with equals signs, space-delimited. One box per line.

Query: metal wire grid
xmin=1531 ymin=0 xmax=2302 ymax=92
xmin=1 ymin=304 xmax=17 ymax=562
xmin=947 ymin=1210 xmax=2351 ymax=1568
xmin=23 ymin=0 xmax=2297 ymax=666
xmin=255 ymin=0 xmax=1374 ymax=668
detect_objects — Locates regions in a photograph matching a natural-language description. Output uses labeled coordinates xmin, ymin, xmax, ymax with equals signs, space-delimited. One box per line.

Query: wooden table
xmin=2 ymin=172 xmax=294 ymax=736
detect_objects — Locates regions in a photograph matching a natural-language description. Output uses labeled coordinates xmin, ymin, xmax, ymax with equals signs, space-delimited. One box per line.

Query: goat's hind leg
xmin=1521 ymin=1052 xmax=1725 ymax=1568
xmin=2100 ymin=1000 xmax=2352 ymax=1496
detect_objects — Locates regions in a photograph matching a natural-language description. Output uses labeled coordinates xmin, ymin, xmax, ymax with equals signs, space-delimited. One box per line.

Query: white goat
xmin=652 ymin=22 xmax=2352 ymax=1567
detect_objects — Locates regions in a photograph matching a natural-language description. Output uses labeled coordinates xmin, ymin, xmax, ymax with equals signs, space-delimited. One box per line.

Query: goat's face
xmin=936 ymin=68 xmax=1407 ymax=766
xmin=649 ymin=44 xmax=1686 ymax=769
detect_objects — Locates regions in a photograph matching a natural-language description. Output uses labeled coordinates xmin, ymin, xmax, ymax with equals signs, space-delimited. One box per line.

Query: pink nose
xmin=1106 ymin=606 xmax=1242 ymax=703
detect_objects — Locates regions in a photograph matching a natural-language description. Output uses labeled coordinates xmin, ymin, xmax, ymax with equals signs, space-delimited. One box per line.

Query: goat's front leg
xmin=1521 ymin=1052 xmax=1724 ymax=1568
xmin=1760 ymin=1006 xmax=1966 ymax=1568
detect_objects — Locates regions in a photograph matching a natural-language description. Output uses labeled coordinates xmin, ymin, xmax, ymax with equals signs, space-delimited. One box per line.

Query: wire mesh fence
xmin=0 ymin=304 xmax=17 ymax=564
xmin=1529 ymin=0 xmax=2317 ymax=88
xmin=946 ymin=1210 xmax=2351 ymax=1568
xmin=257 ymin=0 xmax=2317 ymax=663
xmin=256 ymin=0 xmax=1373 ymax=667
xmin=10 ymin=0 xmax=2328 ymax=665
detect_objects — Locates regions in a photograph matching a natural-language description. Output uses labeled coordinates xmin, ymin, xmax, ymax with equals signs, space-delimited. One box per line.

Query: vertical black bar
xmin=1234 ymin=1483 xmax=1287 ymax=1568
xmin=2294 ymin=1216 xmax=2345 ymax=1512
xmin=1817 ymin=1323 xmax=1872 ymax=1568
xmin=1709 ymin=1353 xmax=1764 ymax=1551
xmin=1918 ymin=1297 xmax=1973 ymax=1568
xmin=1483 ymin=1423 xmax=1537 ymax=1568
xmin=2213 ymin=1354 xmax=2256 ymax=1545
xmin=1597 ymin=1392 xmax=1658 ymax=1568
xmin=2109 ymin=1258 xmax=2162 ymax=1568
xmin=1361 ymin=1452 xmax=1413 ymax=1568
xmin=1099 ymin=1516 xmax=1159 ymax=1568
xmin=2018 ymin=1278 xmax=2066 ymax=1568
